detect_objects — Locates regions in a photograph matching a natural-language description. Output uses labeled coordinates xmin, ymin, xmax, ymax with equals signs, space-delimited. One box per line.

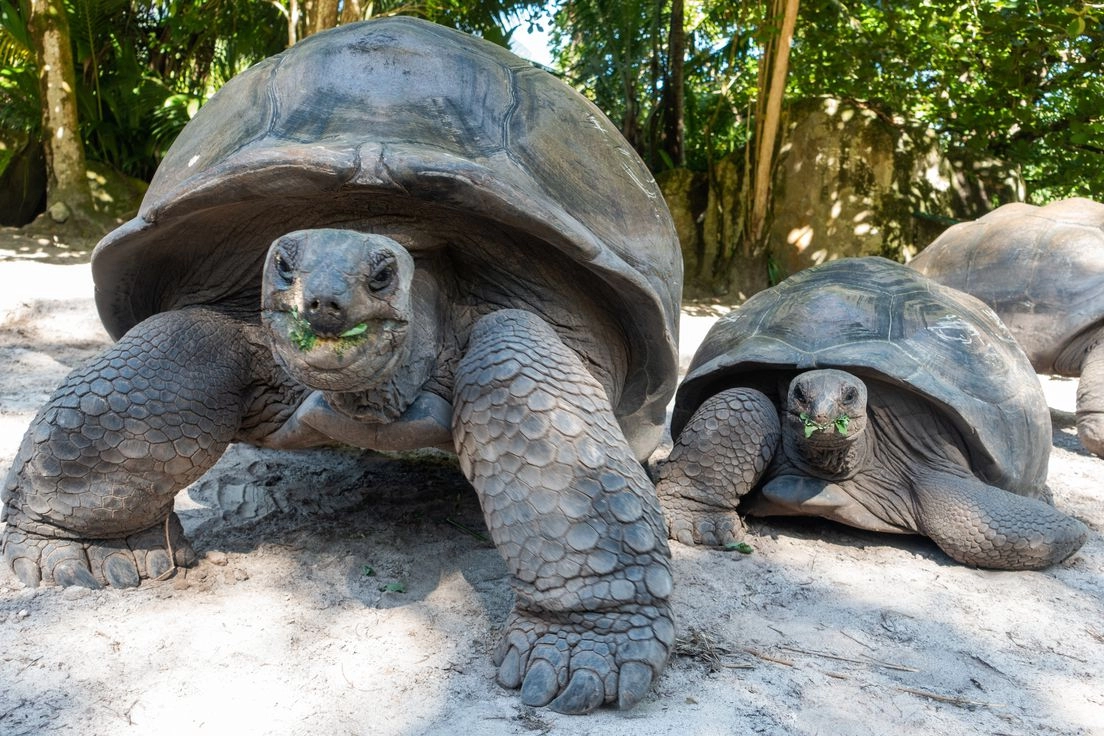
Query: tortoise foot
xmin=2 ymin=514 xmax=196 ymax=588
xmin=494 ymin=602 xmax=675 ymax=714
xmin=663 ymin=498 xmax=747 ymax=547
xmin=657 ymin=387 xmax=778 ymax=547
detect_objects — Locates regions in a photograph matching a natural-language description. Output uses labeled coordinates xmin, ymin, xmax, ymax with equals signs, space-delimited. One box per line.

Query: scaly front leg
xmin=2 ymin=308 xmax=256 ymax=588
xmin=656 ymin=387 xmax=780 ymax=547
xmin=452 ymin=309 xmax=674 ymax=714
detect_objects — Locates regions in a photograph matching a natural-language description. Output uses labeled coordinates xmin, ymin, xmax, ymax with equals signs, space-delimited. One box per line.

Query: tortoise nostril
xmin=307 ymin=298 xmax=343 ymax=316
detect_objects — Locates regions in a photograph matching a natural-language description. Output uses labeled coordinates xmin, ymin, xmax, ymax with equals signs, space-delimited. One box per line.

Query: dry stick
xmin=742 ymin=648 xmax=795 ymax=667
xmin=840 ymin=630 xmax=875 ymax=652
xmin=895 ymin=686 xmax=1005 ymax=709
xmin=777 ymin=644 xmax=918 ymax=672
xmin=154 ymin=514 xmax=177 ymax=582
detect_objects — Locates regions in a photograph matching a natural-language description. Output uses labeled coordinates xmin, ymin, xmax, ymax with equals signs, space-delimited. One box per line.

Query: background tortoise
xmin=656 ymin=257 xmax=1086 ymax=570
xmin=911 ymin=197 xmax=1104 ymax=457
xmin=0 ymin=17 xmax=682 ymax=713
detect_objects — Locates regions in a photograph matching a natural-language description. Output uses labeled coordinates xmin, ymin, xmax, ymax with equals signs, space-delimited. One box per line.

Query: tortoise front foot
xmin=453 ymin=310 xmax=675 ymax=712
xmin=495 ymin=602 xmax=674 ymax=713
xmin=2 ymin=514 xmax=196 ymax=589
xmin=656 ymin=388 xmax=780 ymax=547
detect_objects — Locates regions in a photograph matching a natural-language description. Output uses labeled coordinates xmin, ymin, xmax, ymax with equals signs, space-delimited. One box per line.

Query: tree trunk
xmin=306 ymin=0 xmax=340 ymax=36
xmin=340 ymin=0 xmax=362 ymax=24
xmin=746 ymin=0 xmax=799 ymax=250
xmin=661 ymin=0 xmax=686 ymax=167
xmin=28 ymin=0 xmax=93 ymax=223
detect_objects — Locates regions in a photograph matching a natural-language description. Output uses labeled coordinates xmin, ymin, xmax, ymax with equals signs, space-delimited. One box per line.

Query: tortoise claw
xmin=548 ymin=669 xmax=605 ymax=714
xmin=616 ymin=660 xmax=655 ymax=710
xmin=52 ymin=560 xmax=102 ymax=589
xmin=520 ymin=659 xmax=560 ymax=708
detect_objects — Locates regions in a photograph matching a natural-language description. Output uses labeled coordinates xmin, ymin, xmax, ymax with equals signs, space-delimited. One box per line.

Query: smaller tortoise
xmin=911 ymin=197 xmax=1104 ymax=457
xmin=656 ymin=257 xmax=1087 ymax=570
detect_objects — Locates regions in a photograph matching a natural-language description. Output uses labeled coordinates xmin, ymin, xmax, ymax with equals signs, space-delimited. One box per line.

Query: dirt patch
xmin=1 ymin=246 xmax=1101 ymax=736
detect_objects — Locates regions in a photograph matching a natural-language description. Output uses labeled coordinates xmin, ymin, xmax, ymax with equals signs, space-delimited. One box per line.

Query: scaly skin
xmin=1 ymin=308 xmax=257 ymax=587
xmin=656 ymin=388 xmax=779 ymax=547
xmin=453 ymin=309 xmax=674 ymax=714
xmin=1075 ymin=337 xmax=1104 ymax=457
xmin=2 ymin=229 xmax=676 ymax=713
xmin=912 ymin=470 xmax=1088 ymax=570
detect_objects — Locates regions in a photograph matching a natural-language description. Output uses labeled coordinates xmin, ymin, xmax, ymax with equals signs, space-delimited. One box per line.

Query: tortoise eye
xmin=273 ymin=251 xmax=294 ymax=281
xmin=369 ymin=264 xmax=395 ymax=292
xmin=843 ymin=386 xmax=859 ymax=403
xmin=791 ymin=384 xmax=807 ymax=403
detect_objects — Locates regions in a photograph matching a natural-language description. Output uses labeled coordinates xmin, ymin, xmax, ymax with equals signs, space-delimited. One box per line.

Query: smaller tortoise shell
xmin=673 ymin=257 xmax=1049 ymax=494
xmin=911 ymin=197 xmax=1104 ymax=374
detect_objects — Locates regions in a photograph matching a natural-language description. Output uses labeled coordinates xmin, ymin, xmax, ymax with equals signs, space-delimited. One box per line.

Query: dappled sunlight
xmin=787 ymin=225 xmax=814 ymax=252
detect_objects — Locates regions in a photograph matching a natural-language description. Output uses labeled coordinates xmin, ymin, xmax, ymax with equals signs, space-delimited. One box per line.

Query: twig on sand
xmin=741 ymin=648 xmax=795 ymax=667
xmin=777 ymin=644 xmax=918 ymax=672
xmin=896 ymin=685 xmax=1005 ymax=709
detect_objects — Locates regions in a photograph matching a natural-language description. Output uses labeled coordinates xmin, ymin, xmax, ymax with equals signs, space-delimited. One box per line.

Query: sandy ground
xmin=1 ymin=241 xmax=1101 ymax=736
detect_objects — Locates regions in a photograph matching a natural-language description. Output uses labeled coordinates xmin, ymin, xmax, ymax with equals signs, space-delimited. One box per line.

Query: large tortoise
xmin=1 ymin=17 xmax=682 ymax=713
xmin=656 ymin=257 xmax=1086 ymax=570
xmin=911 ymin=198 xmax=1104 ymax=457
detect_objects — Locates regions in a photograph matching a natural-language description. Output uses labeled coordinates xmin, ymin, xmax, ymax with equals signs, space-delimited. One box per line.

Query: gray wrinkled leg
xmin=2 ymin=308 xmax=252 ymax=588
xmin=1075 ymin=339 xmax=1104 ymax=457
xmin=452 ymin=309 xmax=674 ymax=714
xmin=912 ymin=470 xmax=1088 ymax=570
xmin=656 ymin=388 xmax=780 ymax=547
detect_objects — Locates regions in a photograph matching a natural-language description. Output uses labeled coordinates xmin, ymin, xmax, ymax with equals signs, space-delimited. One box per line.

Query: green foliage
xmin=6 ymin=0 xmax=1099 ymax=201
xmin=388 ymin=0 xmax=535 ymax=46
xmin=799 ymin=411 xmax=850 ymax=438
xmin=788 ymin=0 xmax=1104 ymax=200
xmin=549 ymin=0 xmax=1101 ymax=201
xmin=0 ymin=0 xmax=37 ymax=135
xmin=339 ymin=323 xmax=369 ymax=338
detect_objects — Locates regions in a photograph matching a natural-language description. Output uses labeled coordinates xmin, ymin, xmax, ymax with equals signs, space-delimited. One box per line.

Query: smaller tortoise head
xmin=782 ymin=369 xmax=870 ymax=479
xmin=262 ymin=229 xmax=415 ymax=392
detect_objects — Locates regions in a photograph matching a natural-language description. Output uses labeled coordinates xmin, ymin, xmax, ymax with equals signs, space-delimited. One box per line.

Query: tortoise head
xmin=262 ymin=229 xmax=415 ymax=392
xmin=782 ymin=369 xmax=870 ymax=479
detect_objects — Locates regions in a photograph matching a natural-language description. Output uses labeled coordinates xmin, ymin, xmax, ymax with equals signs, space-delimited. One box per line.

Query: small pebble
xmin=17 ymin=609 xmax=29 ymax=619
xmin=206 ymin=550 xmax=229 ymax=566
xmin=62 ymin=586 xmax=90 ymax=600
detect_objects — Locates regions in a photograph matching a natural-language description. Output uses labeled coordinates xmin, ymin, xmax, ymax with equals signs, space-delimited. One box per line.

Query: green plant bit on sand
xmin=724 ymin=542 xmax=754 ymax=554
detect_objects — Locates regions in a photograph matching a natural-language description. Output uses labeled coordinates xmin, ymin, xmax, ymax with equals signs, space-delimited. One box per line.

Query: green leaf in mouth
xmin=340 ymin=323 xmax=369 ymax=338
xmin=800 ymin=412 xmax=850 ymax=437
xmin=288 ymin=309 xmax=317 ymax=352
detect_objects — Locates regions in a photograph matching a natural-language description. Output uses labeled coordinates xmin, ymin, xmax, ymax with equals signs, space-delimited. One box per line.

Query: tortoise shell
xmin=911 ymin=198 xmax=1104 ymax=374
xmin=90 ymin=16 xmax=682 ymax=455
xmin=672 ymin=257 xmax=1049 ymax=494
